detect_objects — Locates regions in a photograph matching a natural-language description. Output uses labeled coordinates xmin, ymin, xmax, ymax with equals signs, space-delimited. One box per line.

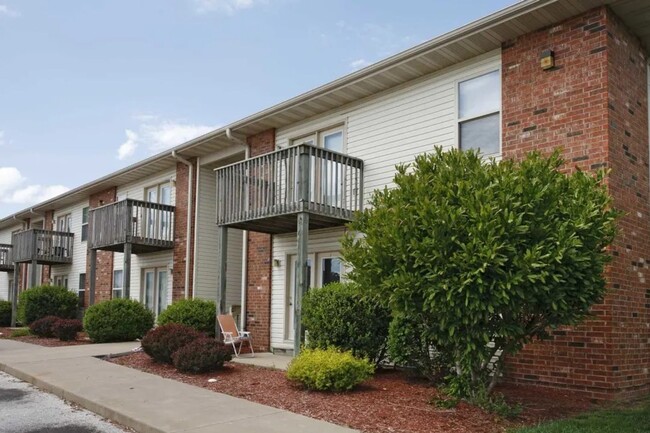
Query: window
xmin=144 ymin=183 xmax=172 ymax=240
xmin=81 ymin=207 xmax=89 ymax=241
xmin=56 ymin=214 xmax=72 ymax=232
xmin=8 ymin=278 xmax=14 ymax=303
xmin=78 ymin=273 xmax=86 ymax=307
xmin=113 ymin=270 xmax=123 ymax=299
xmin=320 ymin=256 xmax=342 ymax=286
xmin=53 ymin=275 xmax=69 ymax=289
xmin=458 ymin=70 xmax=501 ymax=157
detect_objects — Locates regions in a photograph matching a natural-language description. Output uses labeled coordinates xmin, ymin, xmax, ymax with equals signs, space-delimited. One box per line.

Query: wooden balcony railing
xmin=11 ymin=229 xmax=74 ymax=265
xmin=88 ymin=199 xmax=175 ymax=254
xmin=215 ymin=144 xmax=364 ymax=234
xmin=0 ymin=243 xmax=12 ymax=272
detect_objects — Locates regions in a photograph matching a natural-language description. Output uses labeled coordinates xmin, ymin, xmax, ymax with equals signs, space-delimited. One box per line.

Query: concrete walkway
xmin=231 ymin=352 xmax=292 ymax=371
xmin=0 ymin=339 xmax=356 ymax=433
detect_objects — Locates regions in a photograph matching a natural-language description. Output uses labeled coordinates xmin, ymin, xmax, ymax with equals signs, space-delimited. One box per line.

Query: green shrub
xmin=52 ymin=319 xmax=83 ymax=341
xmin=18 ymin=285 xmax=78 ymax=325
xmin=302 ymin=282 xmax=390 ymax=364
xmin=157 ymin=299 xmax=216 ymax=336
xmin=0 ymin=300 xmax=11 ymax=326
xmin=172 ymin=338 xmax=232 ymax=373
xmin=83 ymin=299 xmax=154 ymax=343
xmin=10 ymin=328 xmax=30 ymax=338
xmin=286 ymin=348 xmax=374 ymax=392
xmin=29 ymin=315 xmax=60 ymax=338
xmin=141 ymin=323 xmax=203 ymax=364
xmin=387 ymin=313 xmax=449 ymax=381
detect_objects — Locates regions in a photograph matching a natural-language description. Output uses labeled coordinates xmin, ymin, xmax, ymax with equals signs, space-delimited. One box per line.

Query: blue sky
xmin=0 ymin=0 xmax=514 ymax=215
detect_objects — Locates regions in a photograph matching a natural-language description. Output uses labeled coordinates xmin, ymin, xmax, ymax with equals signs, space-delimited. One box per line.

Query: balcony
xmin=215 ymin=144 xmax=364 ymax=234
xmin=11 ymin=229 xmax=74 ymax=265
xmin=0 ymin=244 xmax=12 ymax=272
xmin=88 ymin=199 xmax=175 ymax=254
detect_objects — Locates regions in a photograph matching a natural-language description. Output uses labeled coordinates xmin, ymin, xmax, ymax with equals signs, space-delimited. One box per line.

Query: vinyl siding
xmin=50 ymin=200 xmax=89 ymax=295
xmin=270 ymin=51 xmax=501 ymax=349
xmin=0 ymin=224 xmax=22 ymax=301
xmin=114 ymin=169 xmax=176 ymax=302
xmin=194 ymin=165 xmax=244 ymax=310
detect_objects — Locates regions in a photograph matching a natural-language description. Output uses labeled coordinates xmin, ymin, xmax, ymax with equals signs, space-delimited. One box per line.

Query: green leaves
xmin=342 ymin=147 xmax=619 ymax=395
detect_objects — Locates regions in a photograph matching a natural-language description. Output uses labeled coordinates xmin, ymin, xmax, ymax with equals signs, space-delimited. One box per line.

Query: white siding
xmin=194 ymin=163 xmax=243 ymax=310
xmin=270 ymin=51 xmax=501 ymax=349
xmin=50 ymin=200 xmax=89 ymax=295
xmin=0 ymin=224 xmax=22 ymax=301
xmin=114 ymin=169 xmax=176 ymax=302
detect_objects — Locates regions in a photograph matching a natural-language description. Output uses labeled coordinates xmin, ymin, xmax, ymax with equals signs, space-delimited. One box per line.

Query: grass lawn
xmin=512 ymin=399 xmax=650 ymax=433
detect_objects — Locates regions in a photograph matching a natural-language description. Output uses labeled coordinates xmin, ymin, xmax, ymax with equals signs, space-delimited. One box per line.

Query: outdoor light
xmin=540 ymin=49 xmax=555 ymax=70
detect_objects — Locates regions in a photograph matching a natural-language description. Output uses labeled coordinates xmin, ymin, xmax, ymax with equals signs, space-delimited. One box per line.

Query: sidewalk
xmin=0 ymin=339 xmax=356 ymax=433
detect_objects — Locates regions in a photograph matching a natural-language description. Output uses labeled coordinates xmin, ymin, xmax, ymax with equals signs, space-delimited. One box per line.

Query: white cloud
xmin=0 ymin=167 xmax=69 ymax=205
xmin=194 ymin=0 xmax=262 ymax=14
xmin=349 ymin=59 xmax=371 ymax=70
xmin=0 ymin=5 xmax=20 ymax=17
xmin=116 ymin=119 xmax=218 ymax=160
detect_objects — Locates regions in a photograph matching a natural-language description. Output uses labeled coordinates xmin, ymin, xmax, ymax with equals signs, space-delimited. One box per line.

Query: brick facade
xmin=85 ymin=187 xmax=117 ymax=305
xmin=172 ymin=159 xmax=197 ymax=302
xmin=245 ymin=129 xmax=275 ymax=352
xmin=502 ymin=6 xmax=649 ymax=400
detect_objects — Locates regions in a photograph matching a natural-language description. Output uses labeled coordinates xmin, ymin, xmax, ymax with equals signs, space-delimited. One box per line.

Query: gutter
xmin=225 ymin=128 xmax=250 ymax=331
xmin=171 ymin=150 xmax=194 ymax=300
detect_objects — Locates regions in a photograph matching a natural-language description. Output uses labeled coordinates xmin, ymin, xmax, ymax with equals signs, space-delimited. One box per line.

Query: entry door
xmin=286 ymin=254 xmax=314 ymax=341
xmin=143 ymin=267 xmax=169 ymax=317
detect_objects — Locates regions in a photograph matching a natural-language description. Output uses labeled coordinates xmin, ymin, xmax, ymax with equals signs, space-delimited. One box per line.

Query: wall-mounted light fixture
xmin=540 ymin=49 xmax=555 ymax=70
xmin=273 ymin=259 xmax=281 ymax=267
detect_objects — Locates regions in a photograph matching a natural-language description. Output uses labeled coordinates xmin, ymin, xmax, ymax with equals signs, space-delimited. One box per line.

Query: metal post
xmin=89 ymin=249 xmax=97 ymax=305
xmin=293 ymin=145 xmax=311 ymax=356
xmin=123 ymin=243 xmax=131 ymax=299
xmin=216 ymin=226 xmax=228 ymax=340
xmin=11 ymin=263 xmax=19 ymax=327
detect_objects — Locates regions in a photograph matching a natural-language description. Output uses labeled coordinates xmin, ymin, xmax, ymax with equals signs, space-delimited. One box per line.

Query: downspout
xmin=192 ymin=157 xmax=201 ymax=299
xmin=171 ymin=150 xmax=193 ymax=300
xmin=226 ymin=128 xmax=250 ymax=331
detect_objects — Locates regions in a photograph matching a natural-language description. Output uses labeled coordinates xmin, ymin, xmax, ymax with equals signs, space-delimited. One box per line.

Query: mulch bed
xmin=110 ymin=352 xmax=594 ymax=433
xmin=0 ymin=327 xmax=91 ymax=347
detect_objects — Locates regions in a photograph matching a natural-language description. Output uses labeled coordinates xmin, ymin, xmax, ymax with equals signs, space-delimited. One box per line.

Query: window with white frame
xmin=458 ymin=70 xmax=501 ymax=157
xmin=113 ymin=270 xmax=123 ymax=299
xmin=81 ymin=207 xmax=89 ymax=241
xmin=78 ymin=273 xmax=86 ymax=307
xmin=56 ymin=214 xmax=72 ymax=232
xmin=53 ymin=275 xmax=68 ymax=289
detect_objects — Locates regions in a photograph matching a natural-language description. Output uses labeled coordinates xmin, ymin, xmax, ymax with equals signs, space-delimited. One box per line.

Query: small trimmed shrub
xmin=286 ymin=348 xmax=374 ymax=392
xmin=141 ymin=323 xmax=203 ymax=364
xmin=18 ymin=285 xmax=78 ymax=325
xmin=83 ymin=299 xmax=154 ymax=343
xmin=157 ymin=299 xmax=216 ymax=336
xmin=302 ymin=282 xmax=390 ymax=364
xmin=0 ymin=300 xmax=11 ymax=326
xmin=52 ymin=318 xmax=83 ymax=341
xmin=172 ymin=338 xmax=232 ymax=373
xmin=10 ymin=328 xmax=31 ymax=338
xmin=29 ymin=315 xmax=60 ymax=338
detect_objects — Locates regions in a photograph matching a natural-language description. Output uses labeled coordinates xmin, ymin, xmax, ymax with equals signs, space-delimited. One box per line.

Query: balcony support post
xmin=216 ymin=226 xmax=228 ymax=341
xmin=30 ymin=259 xmax=38 ymax=289
xmin=89 ymin=249 xmax=97 ymax=306
xmin=11 ymin=263 xmax=19 ymax=327
xmin=294 ymin=145 xmax=311 ymax=356
xmin=123 ymin=242 xmax=132 ymax=299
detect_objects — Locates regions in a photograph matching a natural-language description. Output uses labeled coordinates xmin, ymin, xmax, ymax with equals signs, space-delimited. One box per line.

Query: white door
xmin=286 ymin=254 xmax=314 ymax=341
xmin=142 ymin=267 xmax=168 ymax=317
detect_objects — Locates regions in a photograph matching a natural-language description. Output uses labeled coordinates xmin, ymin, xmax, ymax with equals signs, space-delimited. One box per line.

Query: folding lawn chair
xmin=217 ymin=314 xmax=254 ymax=358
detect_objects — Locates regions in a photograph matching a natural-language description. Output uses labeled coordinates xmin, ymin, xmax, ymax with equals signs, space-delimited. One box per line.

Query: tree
xmin=342 ymin=148 xmax=618 ymax=397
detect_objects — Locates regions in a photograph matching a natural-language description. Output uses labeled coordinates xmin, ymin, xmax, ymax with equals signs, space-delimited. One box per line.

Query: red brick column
xmin=502 ymin=6 xmax=649 ymax=400
xmin=245 ymin=129 xmax=275 ymax=351
xmin=172 ymin=158 xmax=197 ymax=302
xmin=41 ymin=210 xmax=54 ymax=284
xmin=85 ymin=187 xmax=117 ymax=305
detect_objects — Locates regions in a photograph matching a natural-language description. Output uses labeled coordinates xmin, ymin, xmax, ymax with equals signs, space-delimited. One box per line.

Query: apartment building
xmin=1 ymin=0 xmax=648 ymax=401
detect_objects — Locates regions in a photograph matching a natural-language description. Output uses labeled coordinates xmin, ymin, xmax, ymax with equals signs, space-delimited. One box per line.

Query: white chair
xmin=218 ymin=314 xmax=254 ymax=358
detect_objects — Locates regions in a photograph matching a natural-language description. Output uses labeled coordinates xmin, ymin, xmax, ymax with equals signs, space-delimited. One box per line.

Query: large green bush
xmin=286 ymin=348 xmax=374 ymax=392
xmin=17 ymin=285 xmax=78 ymax=325
xmin=0 ymin=300 xmax=11 ymax=326
xmin=83 ymin=299 xmax=154 ymax=343
xmin=302 ymin=282 xmax=390 ymax=364
xmin=157 ymin=299 xmax=216 ymax=336
xmin=141 ymin=323 xmax=203 ymax=364
xmin=343 ymin=148 xmax=619 ymax=397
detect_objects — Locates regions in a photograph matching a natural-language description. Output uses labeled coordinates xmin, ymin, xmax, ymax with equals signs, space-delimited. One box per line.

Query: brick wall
xmin=85 ymin=187 xmax=117 ymax=305
xmin=502 ymin=6 xmax=650 ymax=400
xmin=245 ymin=129 xmax=275 ymax=351
xmin=172 ymin=158 xmax=197 ymax=302
xmin=41 ymin=210 xmax=54 ymax=284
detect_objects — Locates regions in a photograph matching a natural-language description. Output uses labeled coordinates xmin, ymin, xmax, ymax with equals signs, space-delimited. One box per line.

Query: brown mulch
xmin=0 ymin=327 xmax=91 ymax=347
xmin=110 ymin=352 xmax=594 ymax=433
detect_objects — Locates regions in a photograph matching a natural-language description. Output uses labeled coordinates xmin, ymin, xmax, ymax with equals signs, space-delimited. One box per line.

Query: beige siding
xmin=270 ymin=51 xmax=501 ymax=349
xmin=50 ymin=199 xmax=89 ymax=294
xmin=0 ymin=224 xmax=22 ymax=300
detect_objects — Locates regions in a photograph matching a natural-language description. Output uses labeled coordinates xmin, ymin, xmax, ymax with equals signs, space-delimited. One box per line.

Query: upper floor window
xmin=145 ymin=182 xmax=172 ymax=205
xmin=81 ymin=207 xmax=89 ymax=241
xmin=291 ymin=126 xmax=345 ymax=153
xmin=56 ymin=214 xmax=72 ymax=232
xmin=458 ymin=70 xmax=501 ymax=157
